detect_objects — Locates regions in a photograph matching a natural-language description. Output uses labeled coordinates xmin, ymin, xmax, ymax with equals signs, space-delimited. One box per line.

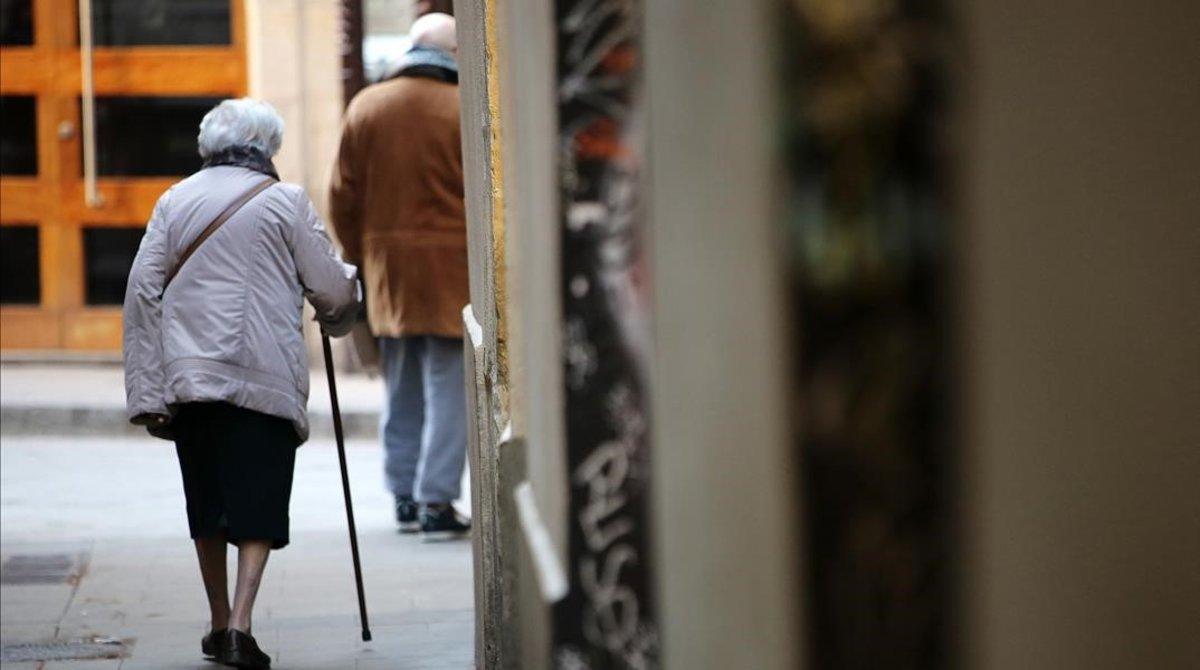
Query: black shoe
xmin=420 ymin=504 xmax=471 ymax=542
xmin=202 ymin=628 xmax=226 ymax=658
xmin=395 ymin=495 xmax=420 ymax=534
xmin=220 ymin=629 xmax=271 ymax=669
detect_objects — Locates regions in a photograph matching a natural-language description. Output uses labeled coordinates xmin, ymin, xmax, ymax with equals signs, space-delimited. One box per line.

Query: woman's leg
xmin=178 ymin=405 xmax=232 ymax=633
xmin=194 ymin=533 xmax=230 ymax=631
xmin=228 ymin=540 xmax=272 ymax=633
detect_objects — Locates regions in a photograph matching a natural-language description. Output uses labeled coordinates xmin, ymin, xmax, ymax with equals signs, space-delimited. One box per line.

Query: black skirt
xmin=173 ymin=402 xmax=300 ymax=549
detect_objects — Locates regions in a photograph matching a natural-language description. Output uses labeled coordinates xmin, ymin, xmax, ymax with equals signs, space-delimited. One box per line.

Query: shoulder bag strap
xmin=162 ymin=177 xmax=277 ymax=293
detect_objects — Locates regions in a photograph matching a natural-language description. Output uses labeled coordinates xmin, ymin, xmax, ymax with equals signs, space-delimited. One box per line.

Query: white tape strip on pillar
xmin=513 ymin=480 xmax=569 ymax=603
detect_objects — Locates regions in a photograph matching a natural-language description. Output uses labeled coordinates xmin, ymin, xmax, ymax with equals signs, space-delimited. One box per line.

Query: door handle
xmin=78 ymin=0 xmax=103 ymax=207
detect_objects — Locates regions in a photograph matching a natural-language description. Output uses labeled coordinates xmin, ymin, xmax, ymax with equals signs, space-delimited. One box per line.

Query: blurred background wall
xmin=962 ymin=1 xmax=1200 ymax=668
xmin=245 ymin=0 xmax=343 ymax=217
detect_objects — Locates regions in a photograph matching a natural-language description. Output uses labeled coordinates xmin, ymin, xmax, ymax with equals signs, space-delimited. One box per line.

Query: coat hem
xmin=165 ymin=357 xmax=311 ymax=443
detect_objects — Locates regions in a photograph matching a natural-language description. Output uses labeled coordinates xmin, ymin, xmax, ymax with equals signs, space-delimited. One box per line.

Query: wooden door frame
xmin=0 ymin=0 xmax=247 ymax=351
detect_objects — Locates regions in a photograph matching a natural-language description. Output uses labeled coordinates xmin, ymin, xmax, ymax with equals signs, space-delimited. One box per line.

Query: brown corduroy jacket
xmin=328 ymin=74 xmax=467 ymax=339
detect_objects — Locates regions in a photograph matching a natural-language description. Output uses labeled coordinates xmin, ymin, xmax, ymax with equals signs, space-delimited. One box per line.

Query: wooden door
xmin=0 ymin=0 xmax=246 ymax=351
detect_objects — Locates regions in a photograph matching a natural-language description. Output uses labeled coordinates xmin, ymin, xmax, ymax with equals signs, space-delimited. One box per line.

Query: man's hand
xmin=356 ymin=274 xmax=368 ymax=322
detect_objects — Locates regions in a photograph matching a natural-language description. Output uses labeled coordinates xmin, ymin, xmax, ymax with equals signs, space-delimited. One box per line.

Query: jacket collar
xmin=393 ymin=45 xmax=458 ymax=84
xmin=201 ymin=146 xmax=280 ymax=180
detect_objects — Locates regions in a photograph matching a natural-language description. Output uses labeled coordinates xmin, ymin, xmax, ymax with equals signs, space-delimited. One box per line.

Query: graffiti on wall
xmin=553 ymin=0 xmax=658 ymax=668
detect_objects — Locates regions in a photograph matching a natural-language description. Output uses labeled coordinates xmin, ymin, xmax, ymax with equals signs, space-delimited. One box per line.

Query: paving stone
xmin=0 ymin=623 xmax=58 ymax=645
xmin=0 ymin=583 xmax=77 ymax=625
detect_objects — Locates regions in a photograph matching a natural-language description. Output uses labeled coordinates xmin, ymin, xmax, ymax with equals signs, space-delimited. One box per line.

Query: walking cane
xmin=321 ymin=334 xmax=373 ymax=642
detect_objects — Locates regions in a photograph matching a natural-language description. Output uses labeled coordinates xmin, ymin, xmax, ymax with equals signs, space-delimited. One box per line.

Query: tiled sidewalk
xmin=0 ymin=437 xmax=474 ymax=669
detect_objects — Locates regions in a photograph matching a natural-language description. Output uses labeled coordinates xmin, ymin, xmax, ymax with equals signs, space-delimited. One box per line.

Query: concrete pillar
xmin=494 ymin=8 xmax=567 ymax=667
xmin=499 ymin=0 xmax=566 ymax=552
xmin=464 ymin=305 xmax=523 ymax=668
xmin=455 ymin=0 xmax=502 ymax=381
xmin=490 ymin=0 xmax=563 ymax=665
xmin=645 ymin=2 xmax=802 ymax=668
xmin=456 ymin=0 xmax=524 ymax=666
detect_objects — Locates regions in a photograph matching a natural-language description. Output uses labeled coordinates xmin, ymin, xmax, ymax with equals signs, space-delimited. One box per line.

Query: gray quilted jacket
xmin=123 ymin=166 xmax=360 ymax=442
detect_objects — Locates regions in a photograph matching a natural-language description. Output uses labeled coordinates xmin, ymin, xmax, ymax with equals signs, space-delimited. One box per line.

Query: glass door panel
xmin=0 ymin=224 xmax=40 ymax=304
xmin=0 ymin=95 xmax=37 ymax=175
xmin=82 ymin=226 xmax=143 ymax=305
xmin=0 ymin=0 xmax=33 ymax=46
xmin=91 ymin=0 xmax=232 ymax=46
xmin=93 ymin=96 xmax=225 ymax=176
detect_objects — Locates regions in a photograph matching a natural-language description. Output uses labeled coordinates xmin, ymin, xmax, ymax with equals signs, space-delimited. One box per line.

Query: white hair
xmin=411 ymin=13 xmax=456 ymax=52
xmin=197 ymin=98 xmax=284 ymax=158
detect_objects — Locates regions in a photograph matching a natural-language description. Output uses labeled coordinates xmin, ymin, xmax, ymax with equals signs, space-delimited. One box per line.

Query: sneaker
xmin=420 ymin=504 xmax=471 ymax=542
xmin=395 ymin=496 xmax=420 ymax=534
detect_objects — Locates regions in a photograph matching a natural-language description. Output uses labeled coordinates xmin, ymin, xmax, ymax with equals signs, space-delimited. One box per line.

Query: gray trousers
xmin=380 ymin=336 xmax=467 ymax=504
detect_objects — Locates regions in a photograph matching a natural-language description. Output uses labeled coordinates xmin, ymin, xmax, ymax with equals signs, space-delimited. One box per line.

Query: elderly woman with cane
xmin=123 ymin=98 xmax=360 ymax=669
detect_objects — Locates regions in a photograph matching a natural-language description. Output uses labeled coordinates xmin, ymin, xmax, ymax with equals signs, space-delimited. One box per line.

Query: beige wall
xmin=962 ymin=1 xmax=1200 ymax=668
xmin=244 ymin=0 xmax=353 ymax=363
xmin=366 ymin=0 xmax=416 ymax=36
xmin=244 ymin=0 xmax=345 ymax=218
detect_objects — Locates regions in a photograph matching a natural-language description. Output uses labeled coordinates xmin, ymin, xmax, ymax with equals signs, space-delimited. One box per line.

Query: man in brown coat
xmin=328 ymin=13 xmax=470 ymax=539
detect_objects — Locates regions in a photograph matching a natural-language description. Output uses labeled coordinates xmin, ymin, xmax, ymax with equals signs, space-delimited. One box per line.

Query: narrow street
xmin=0 ymin=435 xmax=473 ymax=669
